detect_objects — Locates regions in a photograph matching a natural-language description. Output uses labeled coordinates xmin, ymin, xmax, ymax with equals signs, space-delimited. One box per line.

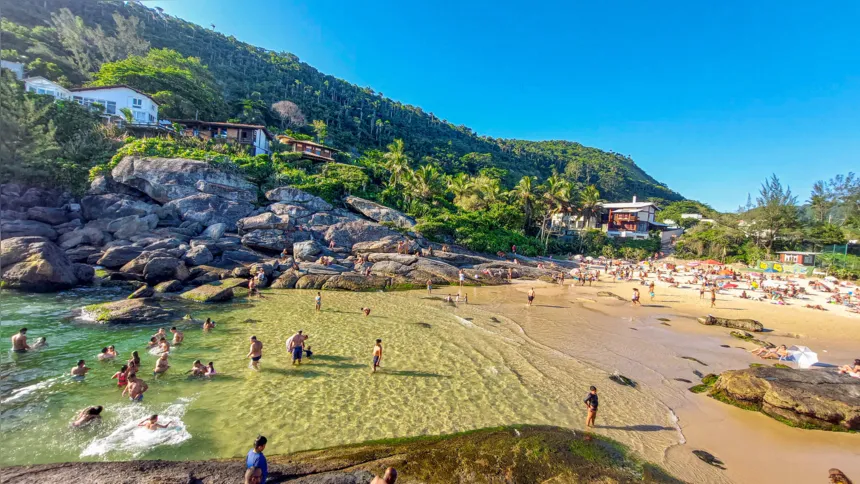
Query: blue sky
xmin=149 ymin=0 xmax=860 ymax=211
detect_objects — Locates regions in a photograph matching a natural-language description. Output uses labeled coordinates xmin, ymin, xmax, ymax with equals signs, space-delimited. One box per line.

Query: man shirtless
xmin=371 ymin=468 xmax=398 ymax=484
xmin=527 ymin=288 xmax=535 ymax=307
xmin=153 ymin=328 xmax=167 ymax=341
xmin=122 ymin=372 xmax=149 ymax=401
xmin=153 ymin=353 xmax=170 ymax=375
xmin=170 ymin=327 xmax=184 ymax=345
xmin=70 ymin=359 xmax=90 ymax=379
xmin=286 ymin=330 xmax=308 ymax=365
xmin=11 ymin=328 xmax=30 ymax=352
xmin=247 ymin=336 xmax=263 ymax=370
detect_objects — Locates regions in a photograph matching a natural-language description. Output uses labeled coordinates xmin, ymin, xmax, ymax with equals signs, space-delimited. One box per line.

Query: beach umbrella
xmin=786 ymin=346 xmax=818 ymax=369
xmin=763 ymin=268 xmax=777 ymax=273
xmin=703 ymin=259 xmax=723 ymax=265
xmin=824 ymin=276 xmax=838 ymax=282
xmin=687 ymin=262 xmax=700 ymax=267
xmin=722 ymin=283 xmax=738 ymax=289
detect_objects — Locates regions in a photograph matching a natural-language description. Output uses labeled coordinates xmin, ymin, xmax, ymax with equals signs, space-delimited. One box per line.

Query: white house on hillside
xmin=70 ymin=85 xmax=159 ymax=124
xmin=24 ymin=76 xmax=71 ymax=100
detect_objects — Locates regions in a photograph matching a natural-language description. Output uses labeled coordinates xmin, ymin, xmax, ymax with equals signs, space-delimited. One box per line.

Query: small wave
xmin=80 ymin=399 xmax=192 ymax=458
xmin=668 ymin=409 xmax=686 ymax=444
xmin=1 ymin=377 xmax=62 ymax=404
xmin=454 ymin=316 xmax=475 ymax=328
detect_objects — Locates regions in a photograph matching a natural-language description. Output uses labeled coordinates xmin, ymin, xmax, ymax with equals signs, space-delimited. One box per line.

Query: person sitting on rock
xmin=837 ymin=359 xmax=860 ymax=377
xmin=371 ymin=468 xmax=397 ymax=484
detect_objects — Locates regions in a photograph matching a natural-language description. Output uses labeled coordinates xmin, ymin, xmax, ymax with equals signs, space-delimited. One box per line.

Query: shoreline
xmin=450 ymin=280 xmax=860 ymax=484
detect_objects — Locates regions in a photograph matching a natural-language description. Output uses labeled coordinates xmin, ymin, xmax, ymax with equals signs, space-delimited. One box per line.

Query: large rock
xmin=265 ymin=187 xmax=332 ymax=212
xmin=183 ymin=245 xmax=214 ymax=266
xmin=65 ymin=245 xmax=101 ymax=263
xmin=1 ymin=237 xmax=79 ymax=291
xmin=80 ymin=193 xmax=157 ymax=220
xmin=697 ymin=315 xmax=764 ymax=332
xmin=25 ymin=206 xmax=68 ymax=225
xmin=180 ymin=278 xmax=247 ymax=303
xmin=712 ymin=367 xmax=860 ymax=431
xmin=82 ymin=298 xmax=172 ymax=324
xmin=344 ymin=195 xmax=416 ymax=229
xmin=269 ymin=203 xmax=312 ymax=219
xmin=294 ymin=274 xmax=332 ymax=289
xmin=142 ymin=257 xmax=188 ymax=284
xmin=112 ymin=156 xmax=257 ymax=204
xmin=195 ymin=180 xmax=257 ymax=203
xmin=4 ymin=187 xmax=61 ymax=211
xmin=293 ymin=239 xmax=323 ymax=261
xmin=367 ymin=253 xmax=418 ymax=265
xmin=325 ymin=221 xmax=403 ymax=248
xmin=57 ymin=227 xmax=106 ymax=249
xmin=412 ymin=258 xmax=461 ymax=282
xmin=96 ymin=246 xmax=144 ymax=269
xmin=351 ymin=235 xmax=416 ymax=254
xmin=370 ymin=260 xmax=413 ymax=276
xmin=270 ymin=270 xmax=301 ymax=289
xmin=165 ymin=194 xmax=254 ymax=229
xmin=241 ymin=229 xmax=291 ymax=252
xmin=119 ymin=250 xmax=174 ymax=274
xmin=128 ymin=285 xmax=155 ymax=299
xmin=323 ymin=273 xmax=390 ymax=291
xmin=237 ymin=212 xmax=293 ymax=233
xmin=200 ymin=223 xmax=227 ymax=240
xmin=106 ymin=214 xmax=159 ymax=239
xmin=53 ymin=219 xmax=83 ymax=236
xmin=1 ymin=220 xmax=57 ymax=241
xmin=222 ymin=249 xmax=265 ymax=264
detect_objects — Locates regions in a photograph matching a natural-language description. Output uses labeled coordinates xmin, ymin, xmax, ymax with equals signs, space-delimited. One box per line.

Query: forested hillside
xmin=1 ymin=0 xmax=681 ymax=202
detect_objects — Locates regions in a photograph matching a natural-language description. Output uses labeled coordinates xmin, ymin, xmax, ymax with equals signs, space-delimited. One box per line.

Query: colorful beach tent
xmin=703 ymin=259 xmax=723 ymax=265
xmin=687 ymin=262 xmax=700 ymax=267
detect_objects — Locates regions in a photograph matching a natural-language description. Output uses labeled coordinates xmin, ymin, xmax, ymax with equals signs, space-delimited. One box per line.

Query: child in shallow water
xmin=138 ymin=414 xmax=171 ymax=430
xmin=304 ymin=346 xmax=313 ymax=360
xmin=191 ymin=360 xmax=207 ymax=377
xmin=206 ymin=361 xmax=217 ymax=376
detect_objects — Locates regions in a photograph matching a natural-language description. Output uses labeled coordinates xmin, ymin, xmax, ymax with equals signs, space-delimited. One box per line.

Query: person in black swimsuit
xmin=584 ymin=386 xmax=598 ymax=428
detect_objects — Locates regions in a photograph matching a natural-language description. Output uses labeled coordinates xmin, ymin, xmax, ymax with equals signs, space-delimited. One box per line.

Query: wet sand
xmin=426 ymin=280 xmax=860 ymax=484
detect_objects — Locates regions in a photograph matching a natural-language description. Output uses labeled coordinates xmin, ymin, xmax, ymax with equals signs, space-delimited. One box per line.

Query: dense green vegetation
xmin=1 ymin=0 xmax=681 ymax=202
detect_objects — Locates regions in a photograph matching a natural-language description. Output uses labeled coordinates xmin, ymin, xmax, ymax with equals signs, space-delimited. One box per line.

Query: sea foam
xmin=80 ymin=398 xmax=192 ymax=458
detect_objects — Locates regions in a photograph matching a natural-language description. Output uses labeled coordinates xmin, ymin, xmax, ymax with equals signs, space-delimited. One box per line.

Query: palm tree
xmin=383 ymin=139 xmax=410 ymax=188
xmin=408 ymin=165 xmax=443 ymax=202
xmin=446 ymin=173 xmax=474 ymax=205
xmin=578 ymin=185 xmax=603 ymax=229
xmin=119 ymin=107 xmax=134 ymax=124
xmin=512 ymin=176 xmax=536 ymax=233
xmin=539 ymin=175 xmax=572 ymax=246
xmin=475 ymin=175 xmax=502 ymax=207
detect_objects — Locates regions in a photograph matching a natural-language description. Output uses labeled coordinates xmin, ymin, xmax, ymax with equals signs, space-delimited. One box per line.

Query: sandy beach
xmin=439 ymin=277 xmax=860 ymax=484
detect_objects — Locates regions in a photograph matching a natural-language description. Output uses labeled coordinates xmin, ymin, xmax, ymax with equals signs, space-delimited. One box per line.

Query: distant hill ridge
xmin=3 ymin=0 xmax=683 ymax=202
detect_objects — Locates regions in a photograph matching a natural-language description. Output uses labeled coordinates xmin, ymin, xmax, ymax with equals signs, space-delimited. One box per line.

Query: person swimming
xmin=138 ymin=414 xmax=171 ymax=430
xmin=170 ymin=327 xmax=184 ymax=345
xmin=31 ymin=337 xmax=47 ymax=349
xmin=203 ymin=318 xmax=215 ymax=331
xmin=206 ymin=361 xmax=217 ymax=377
xmin=72 ymin=406 xmax=103 ymax=428
xmin=159 ymin=338 xmax=170 ymax=354
xmin=98 ymin=347 xmax=115 ymax=361
xmin=191 ymin=360 xmax=207 ymax=377
xmin=361 ymin=307 xmax=371 ymax=317
xmin=71 ymin=360 xmax=90 ymax=380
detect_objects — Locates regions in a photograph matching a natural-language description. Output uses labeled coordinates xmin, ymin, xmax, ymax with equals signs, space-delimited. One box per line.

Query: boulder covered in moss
xmin=82 ymin=298 xmax=172 ymax=324
xmin=180 ymin=277 xmax=248 ymax=303
xmin=712 ymin=367 xmax=860 ymax=431
xmin=697 ymin=315 xmax=763 ymax=332
xmin=322 ymin=274 xmax=390 ymax=291
xmin=0 ymin=426 xmax=679 ymax=483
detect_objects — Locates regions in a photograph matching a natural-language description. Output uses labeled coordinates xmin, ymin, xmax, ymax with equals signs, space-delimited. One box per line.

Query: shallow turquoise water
xmin=0 ymin=287 xmax=591 ymax=465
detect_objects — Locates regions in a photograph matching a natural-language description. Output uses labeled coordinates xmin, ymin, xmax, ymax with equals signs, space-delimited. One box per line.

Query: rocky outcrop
xmin=242 ymin=229 xmax=291 ymax=252
xmin=183 ymin=245 xmax=213 ymax=266
xmin=293 ymin=239 xmax=323 ymax=261
xmin=0 ymin=426 xmax=680 ymax=484
xmin=112 ymin=156 xmax=256 ymax=204
xmin=154 ymin=280 xmax=184 ymax=293
xmin=322 ymin=273 xmax=390 ymax=291
xmin=711 ymin=367 xmax=860 ymax=431
xmin=82 ymin=298 xmax=172 ymax=324
xmin=105 ymin=214 xmax=159 ymax=239
xmin=128 ymin=285 xmax=155 ymax=299
xmin=200 ymin=223 xmax=227 ymax=240
xmin=1 ymin=237 xmax=80 ymax=291
xmin=271 ymin=270 xmax=301 ymax=289
xmin=237 ymin=212 xmax=293 ymax=233
xmin=96 ymin=246 xmax=144 ymax=269
xmin=1 ymin=219 xmax=58 ymax=241
xmin=142 ymin=257 xmax=189 ymax=284
xmin=266 ymin=186 xmax=333 ymax=212
xmin=697 ymin=315 xmax=764 ymax=332
xmin=80 ymin=193 xmax=157 ymax=220
xmin=25 ymin=206 xmax=69 ymax=225
xmin=269 ymin=203 xmax=312 ymax=219
xmin=180 ymin=278 xmax=247 ymax=303
xmin=344 ymin=195 xmax=416 ymax=229
xmin=165 ymin=193 xmax=254 ymax=229
xmin=58 ymin=227 xmax=106 ymax=249
xmin=351 ymin=235 xmax=416 ymax=254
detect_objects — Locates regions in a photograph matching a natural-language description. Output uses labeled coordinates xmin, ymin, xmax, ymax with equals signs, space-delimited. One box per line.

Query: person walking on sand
xmin=458 ymin=269 xmax=465 ymax=288
xmin=286 ymin=330 xmax=308 ymax=366
xmin=247 ymin=336 xmax=263 ymax=370
xmin=632 ymin=288 xmax=641 ymax=306
xmin=371 ymin=467 xmax=398 ymax=484
xmin=699 ymin=284 xmax=706 ymax=299
xmin=11 ymin=328 xmax=31 ymax=352
xmin=427 ymin=279 xmax=433 ymax=295
xmin=123 ymin=372 xmax=148 ymax=402
xmin=649 ymin=281 xmax=656 ymax=301
xmin=371 ymin=339 xmax=383 ymax=373
xmin=246 ymin=436 xmax=269 ymax=484
xmin=315 ymin=292 xmax=322 ymax=311
xmin=710 ymin=288 xmax=717 ymax=308
xmin=584 ymin=386 xmax=599 ymax=428
xmin=527 ymin=288 xmax=535 ymax=306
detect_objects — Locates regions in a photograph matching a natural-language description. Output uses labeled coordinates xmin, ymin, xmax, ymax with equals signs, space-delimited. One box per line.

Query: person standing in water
xmin=11 ymin=328 xmax=30 ymax=352
xmin=112 ymin=365 xmax=129 ymax=387
xmin=170 ymin=327 xmax=184 ymax=345
xmin=128 ymin=351 xmax=141 ymax=374
xmin=71 ymin=360 xmax=90 ymax=380
xmin=203 ymin=318 xmax=215 ymax=331
xmin=123 ymin=373 xmax=148 ymax=402
xmin=527 ymin=288 xmax=535 ymax=307
xmin=584 ymin=386 xmax=599 ymax=428
xmin=649 ymin=281 xmax=656 ymax=301
xmin=371 ymin=339 xmax=383 ymax=373
xmin=286 ymin=330 xmax=307 ymax=366
xmin=315 ymin=292 xmax=322 ymax=311
xmin=153 ymin=353 xmax=170 ymax=375
xmin=458 ymin=269 xmax=465 ymax=288
xmin=426 ymin=279 xmax=433 ymax=295
xmin=247 ymin=336 xmax=263 ymax=370
xmin=246 ymin=436 xmax=268 ymax=484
